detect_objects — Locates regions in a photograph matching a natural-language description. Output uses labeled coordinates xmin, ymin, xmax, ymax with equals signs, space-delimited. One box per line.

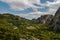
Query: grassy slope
xmin=0 ymin=14 xmax=60 ymax=40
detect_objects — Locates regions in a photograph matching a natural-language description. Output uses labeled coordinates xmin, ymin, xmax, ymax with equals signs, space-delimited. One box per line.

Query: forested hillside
xmin=0 ymin=7 xmax=60 ymax=40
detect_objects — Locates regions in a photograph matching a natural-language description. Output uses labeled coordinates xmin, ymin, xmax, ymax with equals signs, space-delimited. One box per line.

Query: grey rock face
xmin=37 ymin=15 xmax=53 ymax=24
xmin=32 ymin=7 xmax=60 ymax=31
xmin=50 ymin=7 xmax=60 ymax=30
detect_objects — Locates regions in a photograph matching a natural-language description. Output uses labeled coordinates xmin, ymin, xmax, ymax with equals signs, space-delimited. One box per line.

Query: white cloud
xmin=15 ymin=8 xmax=57 ymax=20
xmin=1 ymin=0 xmax=60 ymax=11
xmin=1 ymin=0 xmax=40 ymax=10
xmin=0 ymin=0 xmax=60 ymax=19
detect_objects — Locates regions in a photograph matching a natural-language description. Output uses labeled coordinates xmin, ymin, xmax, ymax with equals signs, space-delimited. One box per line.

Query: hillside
xmin=0 ymin=7 xmax=60 ymax=40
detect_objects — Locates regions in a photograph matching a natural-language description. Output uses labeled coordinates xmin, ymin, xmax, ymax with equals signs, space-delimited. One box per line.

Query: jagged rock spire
xmin=50 ymin=7 xmax=60 ymax=31
xmin=55 ymin=7 xmax=60 ymax=16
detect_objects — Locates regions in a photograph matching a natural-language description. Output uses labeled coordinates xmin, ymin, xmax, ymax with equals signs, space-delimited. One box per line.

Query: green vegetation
xmin=0 ymin=14 xmax=60 ymax=40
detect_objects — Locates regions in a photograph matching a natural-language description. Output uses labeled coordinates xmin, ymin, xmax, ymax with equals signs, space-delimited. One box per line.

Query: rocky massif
xmin=50 ymin=7 xmax=60 ymax=31
xmin=32 ymin=7 xmax=60 ymax=31
xmin=37 ymin=14 xmax=53 ymax=24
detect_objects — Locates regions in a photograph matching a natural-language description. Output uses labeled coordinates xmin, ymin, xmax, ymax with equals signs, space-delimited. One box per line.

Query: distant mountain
xmin=32 ymin=7 xmax=60 ymax=32
xmin=36 ymin=14 xmax=53 ymax=24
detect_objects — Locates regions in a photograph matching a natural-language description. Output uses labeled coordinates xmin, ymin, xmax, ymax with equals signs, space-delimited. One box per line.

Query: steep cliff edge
xmin=50 ymin=7 xmax=60 ymax=31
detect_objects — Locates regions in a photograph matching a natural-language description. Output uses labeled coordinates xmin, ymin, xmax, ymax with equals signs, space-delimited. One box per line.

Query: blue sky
xmin=0 ymin=0 xmax=60 ymax=19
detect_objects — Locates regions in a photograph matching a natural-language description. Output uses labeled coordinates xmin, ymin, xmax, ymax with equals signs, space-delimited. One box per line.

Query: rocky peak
xmin=50 ymin=7 xmax=60 ymax=31
xmin=37 ymin=14 xmax=53 ymax=24
xmin=55 ymin=7 xmax=60 ymax=16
